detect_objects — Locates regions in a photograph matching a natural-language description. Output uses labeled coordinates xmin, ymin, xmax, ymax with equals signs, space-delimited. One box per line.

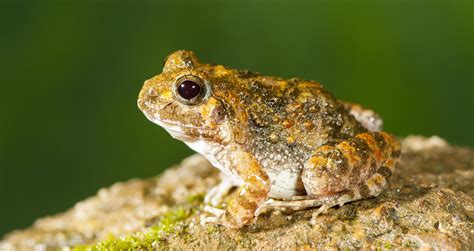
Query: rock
xmin=1 ymin=136 xmax=473 ymax=250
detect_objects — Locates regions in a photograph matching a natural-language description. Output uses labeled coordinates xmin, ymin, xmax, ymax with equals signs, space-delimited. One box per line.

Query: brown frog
xmin=137 ymin=50 xmax=401 ymax=229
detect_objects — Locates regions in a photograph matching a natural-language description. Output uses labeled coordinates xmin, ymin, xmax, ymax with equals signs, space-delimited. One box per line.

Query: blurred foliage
xmin=0 ymin=0 xmax=472 ymax=236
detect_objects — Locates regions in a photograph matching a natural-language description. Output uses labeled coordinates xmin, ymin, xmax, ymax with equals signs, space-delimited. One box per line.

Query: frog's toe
xmin=204 ymin=205 xmax=225 ymax=217
xmin=254 ymin=199 xmax=276 ymax=216
xmin=200 ymin=215 xmax=221 ymax=225
xmin=204 ymin=179 xmax=235 ymax=207
xmin=204 ymin=186 xmax=219 ymax=205
xmin=200 ymin=206 xmax=226 ymax=226
xmin=309 ymin=205 xmax=330 ymax=225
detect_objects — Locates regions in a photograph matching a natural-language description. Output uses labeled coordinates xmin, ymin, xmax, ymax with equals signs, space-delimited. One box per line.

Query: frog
xmin=137 ymin=50 xmax=401 ymax=229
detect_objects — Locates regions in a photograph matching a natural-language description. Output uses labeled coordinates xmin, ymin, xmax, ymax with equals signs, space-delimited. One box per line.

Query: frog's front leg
xmin=205 ymin=143 xmax=271 ymax=229
xmin=204 ymin=174 xmax=236 ymax=207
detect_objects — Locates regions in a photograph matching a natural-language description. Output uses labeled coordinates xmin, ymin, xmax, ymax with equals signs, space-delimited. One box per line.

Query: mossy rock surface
xmin=1 ymin=136 xmax=473 ymax=250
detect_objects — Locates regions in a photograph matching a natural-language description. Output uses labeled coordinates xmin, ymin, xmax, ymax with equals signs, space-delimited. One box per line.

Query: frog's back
xmin=212 ymin=70 xmax=366 ymax=154
xmin=211 ymin=70 xmax=366 ymax=197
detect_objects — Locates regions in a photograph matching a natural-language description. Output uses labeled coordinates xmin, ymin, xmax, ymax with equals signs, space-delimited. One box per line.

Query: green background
xmin=0 ymin=1 xmax=472 ymax=237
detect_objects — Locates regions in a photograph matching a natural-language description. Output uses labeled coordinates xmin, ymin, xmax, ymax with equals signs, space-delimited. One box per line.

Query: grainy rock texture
xmin=1 ymin=136 xmax=473 ymax=250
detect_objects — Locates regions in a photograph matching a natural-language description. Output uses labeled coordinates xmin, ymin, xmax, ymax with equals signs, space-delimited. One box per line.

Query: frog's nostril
xmin=148 ymin=88 xmax=158 ymax=97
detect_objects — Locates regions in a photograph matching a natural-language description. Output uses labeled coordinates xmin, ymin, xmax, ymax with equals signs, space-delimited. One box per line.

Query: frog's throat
xmin=184 ymin=138 xmax=243 ymax=186
xmin=154 ymin=118 xmax=242 ymax=185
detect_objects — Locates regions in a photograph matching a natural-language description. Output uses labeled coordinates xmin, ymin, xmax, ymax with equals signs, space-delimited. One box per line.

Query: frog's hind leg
xmin=310 ymin=161 xmax=397 ymax=219
xmin=340 ymin=101 xmax=383 ymax=132
xmin=257 ymin=132 xmax=401 ymax=217
xmin=255 ymin=163 xmax=396 ymax=217
xmin=302 ymin=131 xmax=400 ymax=197
xmin=256 ymin=132 xmax=400 ymax=217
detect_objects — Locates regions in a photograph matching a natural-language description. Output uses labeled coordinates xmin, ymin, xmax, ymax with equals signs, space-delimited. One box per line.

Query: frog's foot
xmin=254 ymin=196 xmax=333 ymax=216
xmin=204 ymin=178 xmax=236 ymax=207
xmin=200 ymin=205 xmax=225 ymax=225
xmin=255 ymin=191 xmax=362 ymax=219
xmin=340 ymin=101 xmax=383 ymax=132
xmin=309 ymin=193 xmax=363 ymax=224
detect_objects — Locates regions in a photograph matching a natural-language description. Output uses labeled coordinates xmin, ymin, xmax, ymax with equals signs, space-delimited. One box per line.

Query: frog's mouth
xmin=148 ymin=116 xmax=202 ymax=142
xmin=151 ymin=119 xmax=190 ymax=140
xmin=165 ymin=128 xmax=192 ymax=141
xmin=138 ymin=103 xmax=190 ymax=141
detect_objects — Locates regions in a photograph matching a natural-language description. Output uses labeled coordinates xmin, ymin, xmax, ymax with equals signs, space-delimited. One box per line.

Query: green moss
xmin=403 ymin=240 xmax=420 ymax=248
xmin=186 ymin=193 xmax=205 ymax=204
xmin=384 ymin=241 xmax=393 ymax=249
xmin=74 ymin=207 xmax=192 ymax=250
xmin=205 ymin=225 xmax=218 ymax=235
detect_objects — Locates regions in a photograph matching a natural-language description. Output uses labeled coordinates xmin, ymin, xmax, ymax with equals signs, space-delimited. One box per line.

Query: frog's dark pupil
xmin=178 ymin=80 xmax=201 ymax=100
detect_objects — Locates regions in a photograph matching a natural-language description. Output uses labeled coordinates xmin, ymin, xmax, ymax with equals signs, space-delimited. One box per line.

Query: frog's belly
xmin=176 ymin=132 xmax=306 ymax=198
xmin=266 ymin=168 xmax=306 ymax=199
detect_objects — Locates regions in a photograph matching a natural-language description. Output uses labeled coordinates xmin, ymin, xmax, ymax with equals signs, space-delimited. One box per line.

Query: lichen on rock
xmin=1 ymin=136 xmax=473 ymax=250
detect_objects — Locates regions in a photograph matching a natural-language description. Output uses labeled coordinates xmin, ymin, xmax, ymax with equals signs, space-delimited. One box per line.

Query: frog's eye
xmin=174 ymin=75 xmax=208 ymax=105
xmin=178 ymin=80 xmax=201 ymax=100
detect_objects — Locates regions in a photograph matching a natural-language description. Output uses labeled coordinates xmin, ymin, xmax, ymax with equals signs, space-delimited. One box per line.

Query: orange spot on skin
xmin=297 ymin=91 xmax=313 ymax=102
xmin=357 ymin=133 xmax=383 ymax=162
xmin=160 ymin=90 xmax=173 ymax=100
xmin=353 ymin=229 xmax=366 ymax=240
xmin=297 ymin=81 xmax=322 ymax=89
xmin=213 ymin=65 xmax=230 ymax=77
xmin=282 ymin=119 xmax=294 ymax=128
xmin=303 ymin=121 xmax=314 ymax=130
xmin=316 ymin=145 xmax=334 ymax=153
xmin=287 ymin=136 xmax=296 ymax=144
xmin=385 ymin=158 xmax=394 ymax=167
xmin=380 ymin=132 xmax=401 ymax=153
xmin=309 ymin=155 xmax=328 ymax=168
xmin=338 ymin=141 xmax=360 ymax=166
xmin=199 ymin=98 xmax=219 ymax=119
xmin=372 ymin=174 xmax=386 ymax=186
xmin=287 ymin=103 xmax=302 ymax=112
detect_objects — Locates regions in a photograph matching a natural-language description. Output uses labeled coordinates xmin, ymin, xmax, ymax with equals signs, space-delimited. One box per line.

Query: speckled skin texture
xmin=138 ymin=50 xmax=401 ymax=228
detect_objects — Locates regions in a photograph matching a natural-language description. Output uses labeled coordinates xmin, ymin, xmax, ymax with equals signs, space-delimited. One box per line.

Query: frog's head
xmin=138 ymin=50 xmax=231 ymax=144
